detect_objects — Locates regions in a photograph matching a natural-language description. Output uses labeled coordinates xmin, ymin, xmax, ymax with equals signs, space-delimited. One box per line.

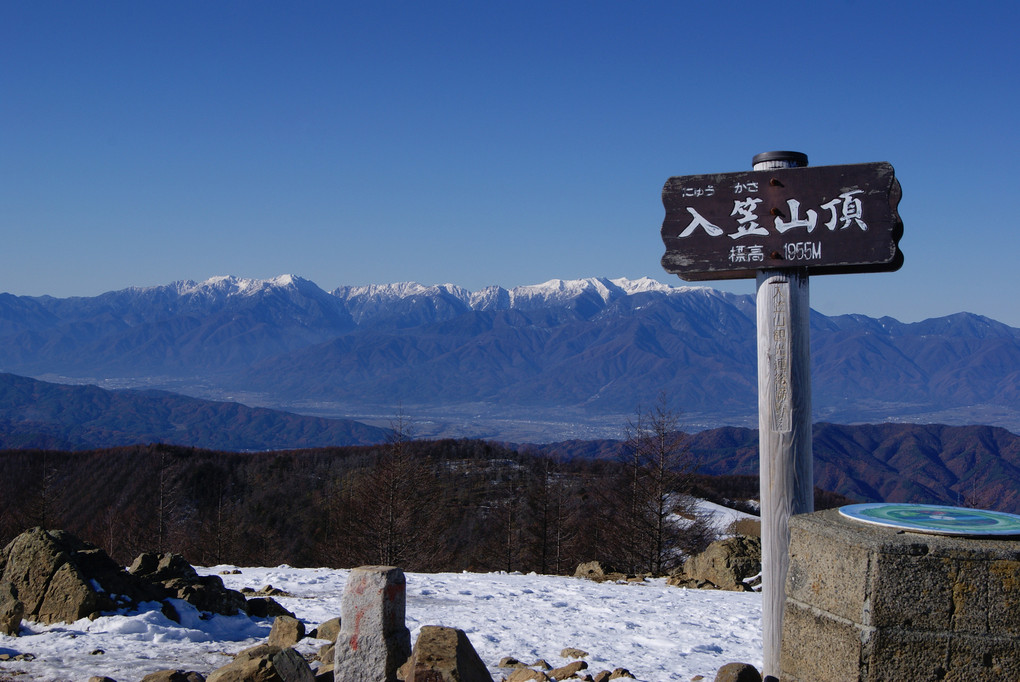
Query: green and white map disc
xmin=839 ymin=503 xmax=1020 ymax=536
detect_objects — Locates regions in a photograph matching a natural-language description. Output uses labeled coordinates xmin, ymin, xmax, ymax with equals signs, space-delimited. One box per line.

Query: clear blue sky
xmin=2 ymin=1 xmax=1018 ymax=326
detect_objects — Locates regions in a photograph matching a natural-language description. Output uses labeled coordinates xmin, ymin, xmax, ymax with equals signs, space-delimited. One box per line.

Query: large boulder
xmin=0 ymin=528 xmax=162 ymax=624
xmin=206 ymin=644 xmax=314 ymax=682
xmin=669 ymin=536 xmax=761 ymax=591
xmin=0 ymin=528 xmax=252 ymax=627
xmin=400 ymin=625 xmax=493 ymax=682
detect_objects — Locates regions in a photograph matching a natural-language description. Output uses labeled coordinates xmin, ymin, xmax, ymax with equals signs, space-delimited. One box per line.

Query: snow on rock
xmin=609 ymin=277 xmax=680 ymax=295
xmin=468 ymin=285 xmax=512 ymax=311
xmin=333 ymin=282 xmax=468 ymax=302
xmin=154 ymin=274 xmax=327 ymax=302
xmin=507 ymin=277 xmax=619 ymax=309
xmin=0 ymin=566 xmax=762 ymax=682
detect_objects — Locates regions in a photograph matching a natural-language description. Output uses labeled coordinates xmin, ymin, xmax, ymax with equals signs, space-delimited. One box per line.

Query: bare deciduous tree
xmin=345 ymin=415 xmax=448 ymax=570
xmin=619 ymin=392 xmax=708 ymax=575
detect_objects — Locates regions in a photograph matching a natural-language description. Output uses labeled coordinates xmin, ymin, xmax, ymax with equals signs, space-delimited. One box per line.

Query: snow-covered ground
xmin=0 ymin=501 xmax=762 ymax=681
xmin=1 ymin=567 xmax=762 ymax=682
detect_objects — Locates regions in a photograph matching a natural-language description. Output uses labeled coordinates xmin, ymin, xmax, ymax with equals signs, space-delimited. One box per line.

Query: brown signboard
xmin=661 ymin=162 xmax=903 ymax=281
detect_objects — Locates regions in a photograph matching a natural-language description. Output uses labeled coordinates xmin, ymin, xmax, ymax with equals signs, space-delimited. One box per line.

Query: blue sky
xmin=2 ymin=1 xmax=1018 ymax=326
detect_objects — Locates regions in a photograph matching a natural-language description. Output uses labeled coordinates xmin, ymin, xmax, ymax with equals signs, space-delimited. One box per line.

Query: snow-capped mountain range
xmin=155 ymin=274 xmax=682 ymax=317
xmin=2 ymin=274 xmax=1018 ymax=439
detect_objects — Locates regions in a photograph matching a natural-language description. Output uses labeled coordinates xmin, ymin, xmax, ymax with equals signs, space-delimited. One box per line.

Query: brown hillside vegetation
xmin=535 ymin=423 xmax=1020 ymax=513
xmin=0 ymin=439 xmax=772 ymax=574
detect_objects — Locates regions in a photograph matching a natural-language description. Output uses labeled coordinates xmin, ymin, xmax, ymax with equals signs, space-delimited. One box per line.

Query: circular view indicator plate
xmin=839 ymin=503 xmax=1020 ymax=536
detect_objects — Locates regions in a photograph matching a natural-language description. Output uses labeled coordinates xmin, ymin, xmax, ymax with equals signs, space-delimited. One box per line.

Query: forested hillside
xmin=0 ymin=438 xmax=850 ymax=575
xmin=3 ymin=421 xmax=1017 ymax=577
xmin=536 ymin=423 xmax=1020 ymax=512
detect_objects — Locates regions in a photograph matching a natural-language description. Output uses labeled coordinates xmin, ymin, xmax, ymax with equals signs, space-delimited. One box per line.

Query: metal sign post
xmin=660 ymin=151 xmax=903 ymax=681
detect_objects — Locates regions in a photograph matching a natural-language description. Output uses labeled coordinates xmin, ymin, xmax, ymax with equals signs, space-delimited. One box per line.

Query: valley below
xmin=31 ymin=373 xmax=1020 ymax=444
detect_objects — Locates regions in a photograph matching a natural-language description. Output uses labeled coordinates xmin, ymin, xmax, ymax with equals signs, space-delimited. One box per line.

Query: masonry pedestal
xmin=781 ymin=508 xmax=1020 ymax=681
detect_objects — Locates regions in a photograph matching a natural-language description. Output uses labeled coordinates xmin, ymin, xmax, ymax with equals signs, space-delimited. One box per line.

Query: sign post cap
xmin=752 ymin=151 xmax=808 ymax=168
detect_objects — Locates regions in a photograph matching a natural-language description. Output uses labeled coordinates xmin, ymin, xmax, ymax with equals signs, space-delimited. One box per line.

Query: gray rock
xmin=245 ymin=596 xmax=295 ymax=619
xmin=206 ymin=644 xmax=314 ymax=682
xmin=0 ymin=580 xmax=24 ymax=636
xmin=672 ymin=536 xmax=761 ymax=592
xmin=254 ymin=585 xmax=294 ymax=598
xmin=267 ymin=615 xmax=305 ymax=648
xmin=130 ymin=551 xmax=248 ymax=617
xmin=499 ymin=656 xmax=526 ymax=668
xmin=0 ymin=528 xmax=161 ymax=625
xmin=401 ymin=625 xmax=492 ymax=682
xmin=128 ymin=553 xmax=198 ymax=583
xmin=506 ymin=670 xmax=551 ymax=682
xmin=573 ymin=561 xmax=605 ymax=581
xmin=164 ymin=575 xmax=248 ymax=617
xmin=317 ymin=641 xmax=334 ymax=662
xmin=548 ymin=660 xmax=587 ymax=680
xmin=714 ymin=662 xmax=762 ymax=682
xmin=313 ymin=616 xmax=341 ymax=642
xmin=139 ymin=671 xmax=206 ymax=682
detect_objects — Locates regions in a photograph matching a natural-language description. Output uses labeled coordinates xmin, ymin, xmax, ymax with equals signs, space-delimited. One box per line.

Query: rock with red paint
xmin=333 ymin=565 xmax=411 ymax=682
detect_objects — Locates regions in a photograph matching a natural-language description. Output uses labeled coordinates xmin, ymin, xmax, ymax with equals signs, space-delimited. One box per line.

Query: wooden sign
xmin=661 ymin=162 xmax=903 ymax=281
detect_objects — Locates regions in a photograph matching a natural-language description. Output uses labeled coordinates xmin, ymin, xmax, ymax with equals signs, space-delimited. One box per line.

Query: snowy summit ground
xmin=0 ymin=503 xmax=763 ymax=681
xmin=0 ymin=567 xmax=762 ymax=682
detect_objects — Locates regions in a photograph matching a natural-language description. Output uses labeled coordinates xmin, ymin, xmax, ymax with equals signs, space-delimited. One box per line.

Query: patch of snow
xmin=695 ymin=499 xmax=759 ymax=536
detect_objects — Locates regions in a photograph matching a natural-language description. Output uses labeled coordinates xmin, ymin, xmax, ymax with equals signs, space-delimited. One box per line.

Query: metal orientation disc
xmin=839 ymin=503 xmax=1020 ymax=536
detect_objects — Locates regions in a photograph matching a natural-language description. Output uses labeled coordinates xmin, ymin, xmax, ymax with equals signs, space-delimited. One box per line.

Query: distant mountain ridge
xmin=0 ymin=372 xmax=389 ymax=451
xmin=1 ymin=274 xmax=1018 ymax=438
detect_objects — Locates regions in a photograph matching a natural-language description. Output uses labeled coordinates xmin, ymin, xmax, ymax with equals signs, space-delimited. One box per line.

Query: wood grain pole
xmin=754 ymin=151 xmax=814 ymax=681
